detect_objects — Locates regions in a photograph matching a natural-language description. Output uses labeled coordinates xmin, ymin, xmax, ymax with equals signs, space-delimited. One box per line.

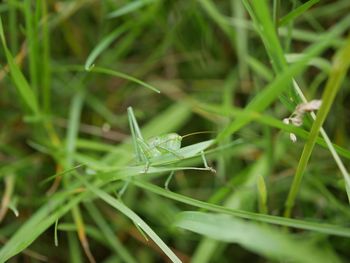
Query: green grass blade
xmin=68 ymin=232 xmax=83 ymax=263
xmin=0 ymin=17 xmax=40 ymax=116
xmin=217 ymin=12 xmax=350 ymax=141
xmin=242 ymin=0 xmax=287 ymax=73
xmin=200 ymin=102 xmax=350 ymax=159
xmin=91 ymin=66 xmax=160 ymax=93
xmin=175 ymin=211 xmax=340 ymax=263
xmin=284 ymin=37 xmax=350 ymax=217
xmin=65 ymin=85 xmax=85 ymax=167
xmin=0 ymin=192 xmax=86 ymax=262
xmin=197 ymin=0 xmax=235 ymax=42
xmin=233 ymin=1 xmax=249 ymax=80
xmin=76 ymin=176 xmax=182 ymax=263
xmin=84 ymin=203 xmax=137 ymax=263
xmin=247 ymin=55 xmax=273 ymax=81
xmin=257 ymin=174 xmax=268 ymax=214
xmin=65 ymin=65 xmax=160 ymax=93
xmin=107 ymin=0 xmax=157 ymax=19
xmin=41 ymin=0 xmax=51 ymax=113
xmin=85 ymin=25 xmax=128 ymax=70
xmin=279 ymin=0 xmax=320 ymax=27
xmin=24 ymin=0 xmax=39 ymax=94
xmin=242 ymin=0 xmax=350 ymax=214
xmin=8 ymin=0 xmax=18 ymax=53
xmin=132 ymin=180 xmax=350 ymax=237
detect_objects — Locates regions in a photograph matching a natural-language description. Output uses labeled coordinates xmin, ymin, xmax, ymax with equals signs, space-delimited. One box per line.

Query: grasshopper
xmin=127 ymin=106 xmax=215 ymax=183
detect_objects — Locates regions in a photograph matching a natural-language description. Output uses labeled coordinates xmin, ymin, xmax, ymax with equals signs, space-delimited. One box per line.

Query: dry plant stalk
xmin=283 ymin=100 xmax=322 ymax=142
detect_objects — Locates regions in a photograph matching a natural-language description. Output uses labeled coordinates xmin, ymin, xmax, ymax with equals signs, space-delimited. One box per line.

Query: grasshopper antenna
xmin=181 ymin=131 xmax=216 ymax=139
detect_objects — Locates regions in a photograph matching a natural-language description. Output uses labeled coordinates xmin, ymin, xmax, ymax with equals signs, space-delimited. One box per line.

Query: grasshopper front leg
xmin=128 ymin=107 xmax=154 ymax=173
xmin=136 ymin=138 xmax=155 ymax=173
xmin=143 ymin=160 xmax=151 ymax=174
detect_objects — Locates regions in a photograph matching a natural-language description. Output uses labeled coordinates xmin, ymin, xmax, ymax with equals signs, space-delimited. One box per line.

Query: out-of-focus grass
xmin=1 ymin=0 xmax=350 ymax=262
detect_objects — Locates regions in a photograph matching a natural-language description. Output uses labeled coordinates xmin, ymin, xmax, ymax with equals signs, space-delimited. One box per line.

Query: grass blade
xmin=76 ymin=176 xmax=182 ymax=263
xmin=107 ymin=0 xmax=157 ymax=19
xmin=279 ymin=0 xmax=320 ymax=27
xmin=65 ymin=65 xmax=160 ymax=93
xmin=0 ymin=17 xmax=40 ymax=116
xmin=0 ymin=192 xmax=86 ymax=262
xmin=284 ymin=37 xmax=350 ymax=217
xmin=132 ymin=180 xmax=350 ymax=237
xmin=84 ymin=203 xmax=137 ymax=263
xmin=200 ymin=102 xmax=350 ymax=159
xmin=24 ymin=0 xmax=39 ymax=94
xmin=242 ymin=0 xmax=350 ymax=214
xmin=176 ymin=211 xmax=340 ymax=263
xmin=85 ymin=25 xmax=128 ymax=70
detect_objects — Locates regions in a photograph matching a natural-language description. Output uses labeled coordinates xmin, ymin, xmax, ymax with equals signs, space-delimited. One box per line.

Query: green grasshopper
xmin=127 ymin=106 xmax=215 ymax=184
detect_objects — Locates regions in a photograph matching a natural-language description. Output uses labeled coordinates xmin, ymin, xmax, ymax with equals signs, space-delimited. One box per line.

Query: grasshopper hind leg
xmin=118 ymin=179 xmax=130 ymax=199
xmin=164 ymin=171 xmax=175 ymax=190
xmin=201 ymin=151 xmax=216 ymax=173
xmin=164 ymin=152 xmax=214 ymax=191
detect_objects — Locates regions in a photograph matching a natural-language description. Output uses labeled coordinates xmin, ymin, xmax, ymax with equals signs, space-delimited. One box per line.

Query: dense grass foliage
xmin=1 ymin=1 xmax=350 ymax=262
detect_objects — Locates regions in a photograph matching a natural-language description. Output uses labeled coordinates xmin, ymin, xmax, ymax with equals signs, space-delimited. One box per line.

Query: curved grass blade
xmin=279 ymin=0 xmax=320 ymax=27
xmin=75 ymin=175 xmax=182 ymax=263
xmin=107 ymin=0 xmax=157 ymax=19
xmin=85 ymin=25 xmax=128 ymax=70
xmin=132 ymin=180 xmax=350 ymax=238
xmin=175 ymin=211 xmax=340 ymax=263
xmin=64 ymin=65 xmax=160 ymax=93
xmin=88 ymin=65 xmax=162 ymax=94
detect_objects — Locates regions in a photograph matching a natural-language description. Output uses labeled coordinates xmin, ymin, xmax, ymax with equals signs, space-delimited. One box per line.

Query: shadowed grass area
xmin=1 ymin=1 xmax=350 ymax=262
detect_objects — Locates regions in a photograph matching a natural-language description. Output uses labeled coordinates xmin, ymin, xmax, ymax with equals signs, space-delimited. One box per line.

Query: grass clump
xmin=1 ymin=1 xmax=350 ymax=262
